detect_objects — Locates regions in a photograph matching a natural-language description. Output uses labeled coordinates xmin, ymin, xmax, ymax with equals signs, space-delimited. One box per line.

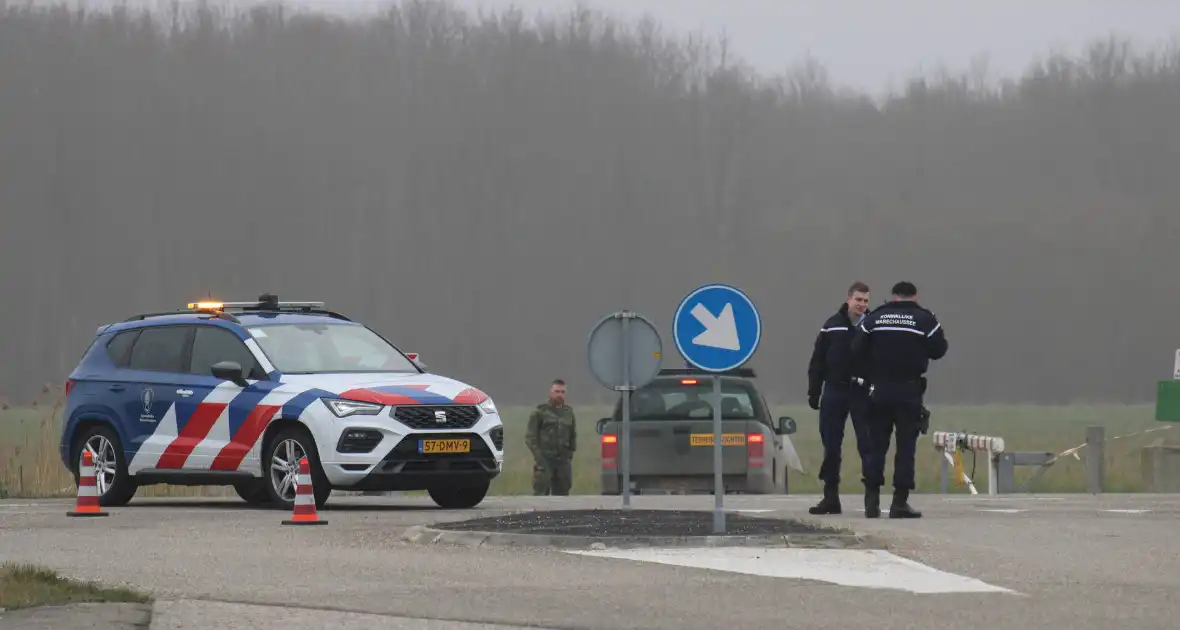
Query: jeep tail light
xmin=601 ymin=434 xmax=618 ymax=469
xmin=746 ymin=433 xmax=764 ymax=468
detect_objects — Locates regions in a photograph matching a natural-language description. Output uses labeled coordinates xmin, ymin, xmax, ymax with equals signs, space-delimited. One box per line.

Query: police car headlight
xmin=478 ymin=399 xmax=498 ymax=415
xmin=325 ymin=398 xmax=383 ymax=418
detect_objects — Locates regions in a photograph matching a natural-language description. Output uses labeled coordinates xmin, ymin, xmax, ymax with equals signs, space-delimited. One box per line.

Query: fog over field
xmin=1 ymin=0 xmax=1178 ymax=406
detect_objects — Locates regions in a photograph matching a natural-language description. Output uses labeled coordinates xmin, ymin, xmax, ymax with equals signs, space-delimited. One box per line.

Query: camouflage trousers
xmin=533 ymin=456 xmax=572 ymax=496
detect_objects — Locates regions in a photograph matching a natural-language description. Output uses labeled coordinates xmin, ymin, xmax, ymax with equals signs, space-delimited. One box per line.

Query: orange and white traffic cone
xmin=67 ymin=449 xmax=109 ymax=517
xmin=282 ymin=457 xmax=327 ymax=526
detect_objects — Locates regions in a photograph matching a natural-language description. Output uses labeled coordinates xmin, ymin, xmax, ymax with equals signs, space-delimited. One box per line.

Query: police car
xmin=58 ymin=295 xmax=504 ymax=510
xmin=595 ymin=368 xmax=804 ymax=495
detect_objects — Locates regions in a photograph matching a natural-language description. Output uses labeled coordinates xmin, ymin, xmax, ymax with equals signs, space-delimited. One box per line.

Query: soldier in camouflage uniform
xmin=525 ymin=379 xmax=577 ymax=495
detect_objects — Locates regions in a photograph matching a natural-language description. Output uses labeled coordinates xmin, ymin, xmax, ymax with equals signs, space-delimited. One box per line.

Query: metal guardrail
xmin=932 ymin=424 xmax=1177 ymax=494
xmin=932 ymin=426 xmax=1109 ymax=495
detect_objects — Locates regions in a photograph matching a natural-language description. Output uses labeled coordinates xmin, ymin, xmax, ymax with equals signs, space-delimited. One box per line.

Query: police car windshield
xmin=246 ymin=322 xmax=418 ymax=374
xmin=619 ymin=379 xmax=762 ymax=420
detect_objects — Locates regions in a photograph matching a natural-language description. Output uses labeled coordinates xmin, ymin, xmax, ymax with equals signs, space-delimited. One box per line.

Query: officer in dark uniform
xmin=805 ymin=281 xmax=873 ymax=515
xmin=851 ymin=281 xmax=947 ymax=519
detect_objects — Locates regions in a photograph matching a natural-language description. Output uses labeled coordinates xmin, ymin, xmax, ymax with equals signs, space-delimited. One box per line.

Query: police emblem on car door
xmin=140 ymin=388 xmax=156 ymax=423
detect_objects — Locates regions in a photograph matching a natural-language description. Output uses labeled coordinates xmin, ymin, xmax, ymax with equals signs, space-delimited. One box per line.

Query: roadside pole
xmin=672 ymin=283 xmax=762 ymax=535
xmin=587 ymin=311 xmax=663 ymax=510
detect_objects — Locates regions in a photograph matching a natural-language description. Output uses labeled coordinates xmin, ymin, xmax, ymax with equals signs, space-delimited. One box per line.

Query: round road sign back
xmin=586 ymin=311 xmax=663 ymax=391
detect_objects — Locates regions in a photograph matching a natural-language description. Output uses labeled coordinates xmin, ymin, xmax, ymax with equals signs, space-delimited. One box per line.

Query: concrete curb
xmin=399 ymin=524 xmax=890 ymax=551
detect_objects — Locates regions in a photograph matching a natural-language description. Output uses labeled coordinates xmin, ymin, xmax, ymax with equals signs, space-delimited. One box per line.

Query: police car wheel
xmin=427 ymin=480 xmax=490 ymax=509
xmin=263 ymin=426 xmax=331 ymax=510
xmin=233 ymin=479 xmax=271 ymax=505
xmin=73 ymin=424 xmax=138 ymax=507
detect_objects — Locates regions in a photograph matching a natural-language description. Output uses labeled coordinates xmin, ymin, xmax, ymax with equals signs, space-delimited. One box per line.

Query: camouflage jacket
xmin=525 ymin=402 xmax=577 ymax=461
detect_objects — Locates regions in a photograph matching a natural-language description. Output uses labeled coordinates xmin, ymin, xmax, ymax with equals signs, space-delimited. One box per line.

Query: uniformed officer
xmin=525 ymin=379 xmax=577 ymax=496
xmin=805 ymin=281 xmax=873 ymax=515
xmin=851 ymin=281 xmax=947 ymax=518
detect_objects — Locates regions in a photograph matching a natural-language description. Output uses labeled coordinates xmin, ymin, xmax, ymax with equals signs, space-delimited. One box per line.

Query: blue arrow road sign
xmin=672 ymin=283 xmax=761 ymax=372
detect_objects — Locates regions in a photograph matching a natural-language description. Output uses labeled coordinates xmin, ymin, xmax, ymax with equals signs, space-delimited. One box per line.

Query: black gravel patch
xmin=431 ymin=509 xmax=841 ymax=537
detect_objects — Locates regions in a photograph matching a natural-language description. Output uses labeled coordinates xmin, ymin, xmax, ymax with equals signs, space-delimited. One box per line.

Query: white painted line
xmin=947 ymin=496 xmax=1065 ymax=501
xmin=1103 ymin=509 xmax=1150 ymax=514
xmin=978 ymin=508 xmax=1027 ymax=513
xmin=727 ymin=509 xmax=776 ymax=514
xmin=567 ymin=547 xmax=1018 ymax=595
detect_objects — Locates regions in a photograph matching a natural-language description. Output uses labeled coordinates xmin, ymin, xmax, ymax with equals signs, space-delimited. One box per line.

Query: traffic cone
xmin=67 ymin=449 xmax=109 ymax=517
xmin=282 ymin=457 xmax=327 ymax=526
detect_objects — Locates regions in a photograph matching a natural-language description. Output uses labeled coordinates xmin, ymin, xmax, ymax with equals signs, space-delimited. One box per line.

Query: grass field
xmin=2 ymin=385 xmax=1174 ymax=499
xmin=0 ymin=563 xmax=149 ymax=611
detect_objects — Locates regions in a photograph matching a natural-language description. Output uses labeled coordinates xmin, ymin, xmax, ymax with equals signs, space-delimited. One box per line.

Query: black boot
xmin=889 ymin=489 xmax=922 ymax=518
xmin=809 ymin=483 xmax=842 ymax=515
xmin=864 ymin=486 xmax=880 ymax=518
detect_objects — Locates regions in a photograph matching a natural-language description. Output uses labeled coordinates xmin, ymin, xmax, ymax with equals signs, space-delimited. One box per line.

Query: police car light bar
xmin=188 ymin=301 xmax=224 ymax=310
xmin=186 ymin=298 xmax=326 ymax=311
xmin=218 ymin=301 xmax=326 ymax=309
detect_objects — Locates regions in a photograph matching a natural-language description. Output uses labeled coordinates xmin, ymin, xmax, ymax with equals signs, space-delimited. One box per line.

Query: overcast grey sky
xmin=77 ymin=0 xmax=1180 ymax=95
xmin=457 ymin=0 xmax=1180 ymax=94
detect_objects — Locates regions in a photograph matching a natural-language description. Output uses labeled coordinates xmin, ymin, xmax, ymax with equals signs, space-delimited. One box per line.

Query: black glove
xmin=808 ymin=392 xmax=820 ymax=410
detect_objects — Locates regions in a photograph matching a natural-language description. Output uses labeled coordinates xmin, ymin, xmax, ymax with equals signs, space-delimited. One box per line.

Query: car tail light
xmin=601 ymin=434 xmax=618 ymax=469
xmin=680 ymin=379 xmax=698 ymax=385
xmin=747 ymin=433 xmax=764 ymax=468
xmin=64 ymin=379 xmax=75 ymax=397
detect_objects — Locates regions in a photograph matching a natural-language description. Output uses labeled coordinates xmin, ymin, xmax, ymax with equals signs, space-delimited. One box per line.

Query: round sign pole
xmin=620 ymin=313 xmax=633 ymax=508
xmin=587 ymin=311 xmax=663 ymax=510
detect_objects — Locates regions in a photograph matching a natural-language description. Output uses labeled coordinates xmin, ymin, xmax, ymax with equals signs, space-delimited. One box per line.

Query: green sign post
xmin=1155 ymin=350 xmax=1180 ymax=422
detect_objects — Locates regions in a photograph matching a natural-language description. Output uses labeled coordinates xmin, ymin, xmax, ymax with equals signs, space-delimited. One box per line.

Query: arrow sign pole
xmin=712 ymin=372 xmax=724 ymax=533
xmin=671 ymin=283 xmax=762 ymax=536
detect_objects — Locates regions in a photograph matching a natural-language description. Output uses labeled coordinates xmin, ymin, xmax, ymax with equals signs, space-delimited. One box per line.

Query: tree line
xmin=1 ymin=0 xmax=1177 ymax=406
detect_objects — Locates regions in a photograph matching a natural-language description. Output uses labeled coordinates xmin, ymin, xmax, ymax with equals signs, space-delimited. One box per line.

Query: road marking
xmin=727 ymin=509 xmax=775 ymax=513
xmin=567 ymin=547 xmax=1018 ymax=595
xmin=947 ymin=496 xmax=1066 ymax=501
xmin=978 ymin=508 xmax=1027 ymax=513
xmin=1103 ymin=509 xmax=1150 ymax=514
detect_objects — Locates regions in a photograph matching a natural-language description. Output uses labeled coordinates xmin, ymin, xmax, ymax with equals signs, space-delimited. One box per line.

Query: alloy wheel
xmin=83 ymin=435 xmax=116 ymax=496
xmin=269 ymin=438 xmax=306 ymax=502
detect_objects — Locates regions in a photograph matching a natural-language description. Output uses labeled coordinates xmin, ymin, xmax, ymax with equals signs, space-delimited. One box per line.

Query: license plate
xmin=689 ymin=433 xmax=745 ymax=447
xmin=419 ymin=438 xmax=471 ymax=454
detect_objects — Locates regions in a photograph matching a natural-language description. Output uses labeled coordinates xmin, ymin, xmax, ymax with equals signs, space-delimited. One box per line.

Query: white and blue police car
xmin=59 ymin=295 xmax=504 ymax=510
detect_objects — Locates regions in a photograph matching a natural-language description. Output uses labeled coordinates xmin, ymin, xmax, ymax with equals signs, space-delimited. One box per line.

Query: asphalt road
xmin=2 ymin=492 xmax=1178 ymax=629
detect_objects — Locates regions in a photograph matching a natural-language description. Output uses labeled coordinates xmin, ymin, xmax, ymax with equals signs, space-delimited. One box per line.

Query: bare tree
xmin=1 ymin=0 xmax=1177 ymax=406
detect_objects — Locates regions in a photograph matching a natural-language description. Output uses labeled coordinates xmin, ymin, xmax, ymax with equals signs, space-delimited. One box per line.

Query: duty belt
xmin=826 ymin=377 xmax=869 ymax=387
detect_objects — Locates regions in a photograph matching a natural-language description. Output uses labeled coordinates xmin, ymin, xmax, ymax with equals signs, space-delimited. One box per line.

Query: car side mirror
xmin=777 ymin=416 xmax=797 ymax=435
xmin=596 ymin=418 xmax=610 ymax=435
xmin=405 ymin=352 xmax=427 ymax=371
xmin=211 ymin=360 xmax=249 ymax=387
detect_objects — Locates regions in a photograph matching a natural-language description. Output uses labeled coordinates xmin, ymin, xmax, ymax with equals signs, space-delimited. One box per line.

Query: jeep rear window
xmin=615 ymin=379 xmax=762 ymax=420
xmin=246 ymin=323 xmax=418 ymax=374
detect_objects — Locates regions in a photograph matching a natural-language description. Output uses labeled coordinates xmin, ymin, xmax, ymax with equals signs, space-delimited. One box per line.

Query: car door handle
xmin=108 ymin=384 xmax=125 ymax=392
xmin=176 ymin=389 xmax=193 ymax=397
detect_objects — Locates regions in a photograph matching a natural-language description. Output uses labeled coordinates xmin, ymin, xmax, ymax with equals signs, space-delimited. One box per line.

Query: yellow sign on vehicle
xmin=419 ymin=438 xmax=471 ymax=454
xmin=689 ymin=433 xmax=746 ymax=447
